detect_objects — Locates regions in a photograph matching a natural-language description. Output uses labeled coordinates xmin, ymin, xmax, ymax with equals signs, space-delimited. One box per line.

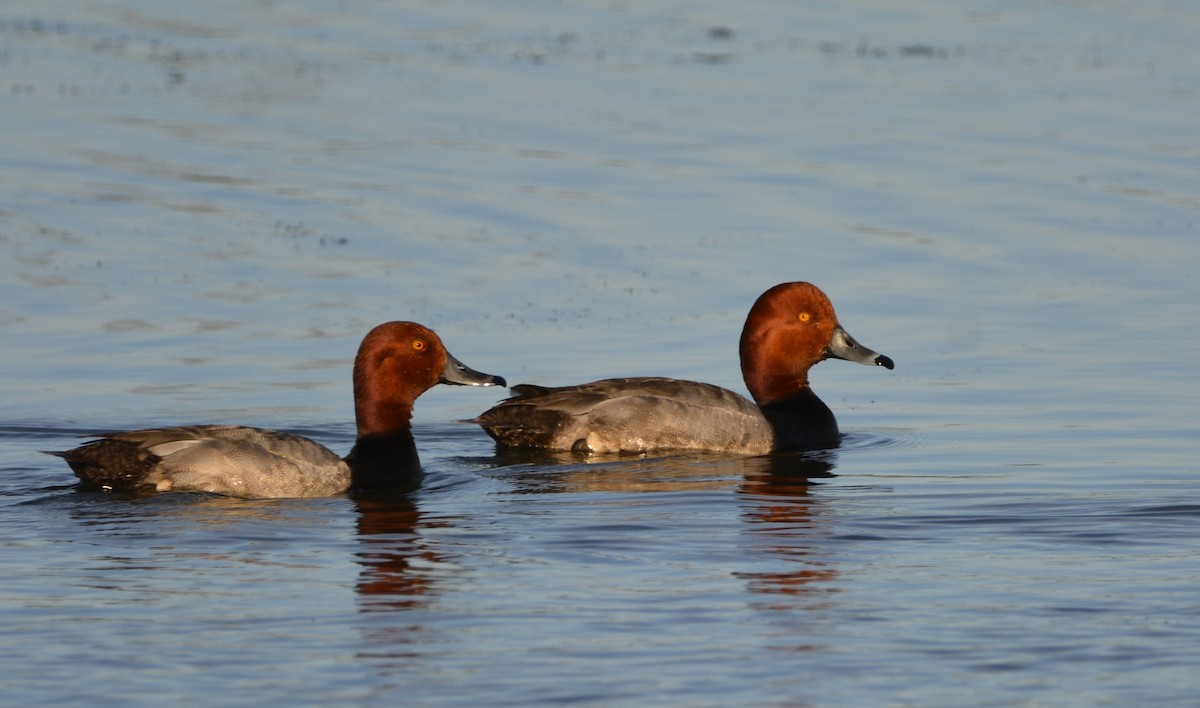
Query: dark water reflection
xmin=350 ymin=450 xmax=838 ymax=608
xmin=737 ymin=454 xmax=838 ymax=601
xmin=352 ymin=495 xmax=439 ymax=611
xmin=481 ymin=446 xmax=834 ymax=493
xmin=349 ymin=450 xmax=842 ymax=642
xmin=351 ymin=495 xmax=443 ymax=665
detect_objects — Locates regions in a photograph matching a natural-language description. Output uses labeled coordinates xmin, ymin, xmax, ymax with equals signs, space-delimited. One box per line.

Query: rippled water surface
xmin=3 ymin=0 xmax=1199 ymax=704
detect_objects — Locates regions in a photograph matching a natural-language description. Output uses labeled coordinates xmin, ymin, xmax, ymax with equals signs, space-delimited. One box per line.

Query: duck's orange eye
xmin=798 ymin=312 xmax=811 ymax=323
xmin=411 ymin=339 xmax=427 ymax=351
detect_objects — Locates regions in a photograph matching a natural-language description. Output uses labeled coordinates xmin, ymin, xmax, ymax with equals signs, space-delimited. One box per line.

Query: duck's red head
xmin=738 ymin=282 xmax=892 ymax=405
xmin=353 ymin=322 xmax=505 ymax=437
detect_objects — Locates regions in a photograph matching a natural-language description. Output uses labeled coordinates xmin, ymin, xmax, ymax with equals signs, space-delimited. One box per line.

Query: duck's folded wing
xmin=59 ymin=425 xmax=349 ymax=498
xmin=477 ymin=377 xmax=773 ymax=454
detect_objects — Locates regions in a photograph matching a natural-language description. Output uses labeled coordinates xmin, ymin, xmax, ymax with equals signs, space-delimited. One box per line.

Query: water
xmin=3 ymin=0 xmax=1199 ymax=704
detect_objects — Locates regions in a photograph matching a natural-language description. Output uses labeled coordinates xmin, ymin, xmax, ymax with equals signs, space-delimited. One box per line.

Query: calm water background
xmin=3 ymin=0 xmax=1199 ymax=704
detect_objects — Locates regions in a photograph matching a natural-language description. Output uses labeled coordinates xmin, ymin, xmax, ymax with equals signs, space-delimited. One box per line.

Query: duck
xmin=54 ymin=321 xmax=505 ymax=498
xmin=475 ymin=282 xmax=892 ymax=455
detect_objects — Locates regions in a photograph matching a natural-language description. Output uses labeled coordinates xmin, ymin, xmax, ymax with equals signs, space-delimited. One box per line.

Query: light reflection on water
xmin=3 ymin=0 xmax=1200 ymax=704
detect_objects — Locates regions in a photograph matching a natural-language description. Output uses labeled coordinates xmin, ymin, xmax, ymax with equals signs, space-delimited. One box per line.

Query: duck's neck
xmin=344 ymin=431 xmax=421 ymax=494
xmin=351 ymin=386 xmax=421 ymax=492
xmin=739 ymin=330 xmax=811 ymax=406
xmin=758 ymin=388 xmax=840 ymax=452
xmin=355 ymin=398 xmax=414 ymax=436
xmin=743 ymin=369 xmax=810 ymax=406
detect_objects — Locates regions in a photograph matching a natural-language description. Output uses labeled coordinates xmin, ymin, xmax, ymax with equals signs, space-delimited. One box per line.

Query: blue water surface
xmin=2 ymin=0 xmax=1199 ymax=704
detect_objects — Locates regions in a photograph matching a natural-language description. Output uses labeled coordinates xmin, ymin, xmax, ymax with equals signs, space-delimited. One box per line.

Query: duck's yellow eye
xmin=798 ymin=312 xmax=811 ymax=323
xmin=411 ymin=339 xmax=427 ymax=351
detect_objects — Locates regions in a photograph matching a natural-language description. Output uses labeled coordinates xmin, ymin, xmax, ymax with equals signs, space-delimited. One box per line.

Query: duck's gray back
xmin=62 ymin=425 xmax=351 ymax=498
xmin=477 ymin=377 xmax=774 ymax=454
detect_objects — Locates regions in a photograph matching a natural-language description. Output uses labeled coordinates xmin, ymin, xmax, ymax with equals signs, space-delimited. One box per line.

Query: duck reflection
xmin=486 ymin=447 xmax=842 ymax=601
xmin=352 ymin=493 xmax=451 ymax=613
xmin=490 ymin=450 xmax=842 ymax=601
xmin=483 ymin=447 xmax=787 ymax=494
xmin=736 ymin=453 xmax=838 ymax=602
xmin=485 ymin=446 xmax=833 ymax=494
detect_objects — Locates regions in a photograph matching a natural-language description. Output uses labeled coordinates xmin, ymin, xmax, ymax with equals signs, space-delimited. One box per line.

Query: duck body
xmin=480 ymin=378 xmax=777 ymax=454
xmin=57 ymin=425 xmax=352 ymax=497
xmin=54 ymin=322 xmax=504 ymax=498
xmin=476 ymin=282 xmax=892 ymax=455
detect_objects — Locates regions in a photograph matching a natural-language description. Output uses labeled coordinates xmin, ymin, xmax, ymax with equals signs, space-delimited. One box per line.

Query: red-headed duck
xmin=54 ymin=322 xmax=505 ymax=497
xmin=475 ymin=282 xmax=892 ymax=454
